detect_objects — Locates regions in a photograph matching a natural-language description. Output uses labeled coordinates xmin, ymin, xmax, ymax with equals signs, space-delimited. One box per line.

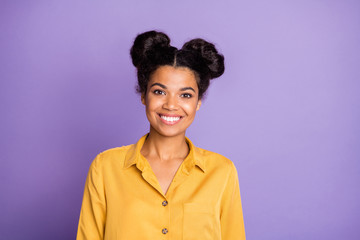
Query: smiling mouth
xmin=158 ymin=114 xmax=182 ymax=125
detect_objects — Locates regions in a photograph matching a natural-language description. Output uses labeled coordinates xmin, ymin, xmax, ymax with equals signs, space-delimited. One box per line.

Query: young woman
xmin=76 ymin=30 xmax=246 ymax=240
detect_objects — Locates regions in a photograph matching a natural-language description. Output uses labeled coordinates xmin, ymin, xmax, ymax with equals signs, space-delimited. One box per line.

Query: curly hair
xmin=130 ymin=31 xmax=225 ymax=99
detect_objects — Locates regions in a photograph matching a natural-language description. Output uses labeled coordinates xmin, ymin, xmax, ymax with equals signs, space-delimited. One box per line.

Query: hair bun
xmin=130 ymin=31 xmax=171 ymax=67
xmin=182 ymin=38 xmax=225 ymax=79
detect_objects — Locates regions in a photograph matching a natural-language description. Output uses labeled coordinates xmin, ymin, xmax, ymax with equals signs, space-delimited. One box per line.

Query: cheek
xmin=145 ymin=96 xmax=161 ymax=113
xmin=183 ymin=101 xmax=199 ymax=115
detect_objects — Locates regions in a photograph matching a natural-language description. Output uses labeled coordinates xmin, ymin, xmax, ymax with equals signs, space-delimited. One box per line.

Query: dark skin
xmin=140 ymin=66 xmax=202 ymax=194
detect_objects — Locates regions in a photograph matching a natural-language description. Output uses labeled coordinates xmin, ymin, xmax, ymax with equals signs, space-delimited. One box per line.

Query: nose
xmin=163 ymin=95 xmax=178 ymax=111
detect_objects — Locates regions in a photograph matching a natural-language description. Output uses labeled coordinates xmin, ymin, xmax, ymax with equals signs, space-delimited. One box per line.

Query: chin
xmin=150 ymin=126 xmax=187 ymax=138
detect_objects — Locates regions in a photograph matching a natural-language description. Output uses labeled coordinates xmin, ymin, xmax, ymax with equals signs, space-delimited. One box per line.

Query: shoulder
xmin=98 ymin=144 xmax=132 ymax=159
xmin=194 ymin=146 xmax=235 ymax=173
xmin=90 ymin=144 xmax=133 ymax=169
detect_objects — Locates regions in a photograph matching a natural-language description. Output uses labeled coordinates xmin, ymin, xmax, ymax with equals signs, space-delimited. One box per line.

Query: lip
xmin=158 ymin=113 xmax=183 ymax=125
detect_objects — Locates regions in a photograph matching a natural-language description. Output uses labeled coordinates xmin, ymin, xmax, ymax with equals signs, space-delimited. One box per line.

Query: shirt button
xmin=162 ymin=228 xmax=168 ymax=234
xmin=162 ymin=200 xmax=168 ymax=206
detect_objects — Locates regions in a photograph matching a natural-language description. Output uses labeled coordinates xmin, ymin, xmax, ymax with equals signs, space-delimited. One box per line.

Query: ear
xmin=196 ymin=99 xmax=202 ymax=111
xmin=141 ymin=93 xmax=146 ymax=105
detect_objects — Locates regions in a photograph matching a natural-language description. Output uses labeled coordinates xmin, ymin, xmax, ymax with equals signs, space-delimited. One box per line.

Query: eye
xmin=153 ymin=89 xmax=165 ymax=95
xmin=181 ymin=93 xmax=193 ymax=98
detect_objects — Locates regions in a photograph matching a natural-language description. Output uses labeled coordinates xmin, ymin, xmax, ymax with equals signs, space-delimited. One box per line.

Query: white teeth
xmin=161 ymin=115 xmax=180 ymax=122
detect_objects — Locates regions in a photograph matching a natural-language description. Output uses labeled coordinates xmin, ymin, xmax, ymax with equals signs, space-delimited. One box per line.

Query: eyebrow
xmin=180 ymin=87 xmax=195 ymax=92
xmin=149 ymin=83 xmax=196 ymax=93
xmin=150 ymin=83 xmax=167 ymax=89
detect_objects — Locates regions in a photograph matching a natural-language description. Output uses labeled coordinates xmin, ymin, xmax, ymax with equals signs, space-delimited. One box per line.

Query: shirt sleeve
xmin=76 ymin=154 xmax=106 ymax=240
xmin=220 ymin=162 xmax=246 ymax=240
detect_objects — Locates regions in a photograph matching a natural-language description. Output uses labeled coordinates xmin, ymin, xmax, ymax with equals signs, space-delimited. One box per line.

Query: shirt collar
xmin=124 ymin=134 xmax=206 ymax=173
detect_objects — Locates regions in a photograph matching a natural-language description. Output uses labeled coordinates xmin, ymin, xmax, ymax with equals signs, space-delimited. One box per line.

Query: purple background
xmin=1 ymin=0 xmax=359 ymax=239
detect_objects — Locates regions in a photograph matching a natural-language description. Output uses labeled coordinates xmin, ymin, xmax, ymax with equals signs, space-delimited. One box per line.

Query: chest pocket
xmin=183 ymin=203 xmax=215 ymax=240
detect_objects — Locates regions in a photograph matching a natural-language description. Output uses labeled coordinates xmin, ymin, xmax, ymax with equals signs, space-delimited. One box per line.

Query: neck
xmin=140 ymin=128 xmax=189 ymax=162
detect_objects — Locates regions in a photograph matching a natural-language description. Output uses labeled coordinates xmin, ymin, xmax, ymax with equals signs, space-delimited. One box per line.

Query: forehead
xmin=149 ymin=66 xmax=198 ymax=88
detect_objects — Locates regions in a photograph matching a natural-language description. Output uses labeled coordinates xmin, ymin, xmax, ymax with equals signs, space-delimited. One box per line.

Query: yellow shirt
xmin=77 ymin=134 xmax=246 ymax=240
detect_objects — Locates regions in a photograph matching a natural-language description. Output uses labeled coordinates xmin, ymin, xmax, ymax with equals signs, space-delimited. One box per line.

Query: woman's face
xmin=142 ymin=65 xmax=202 ymax=138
